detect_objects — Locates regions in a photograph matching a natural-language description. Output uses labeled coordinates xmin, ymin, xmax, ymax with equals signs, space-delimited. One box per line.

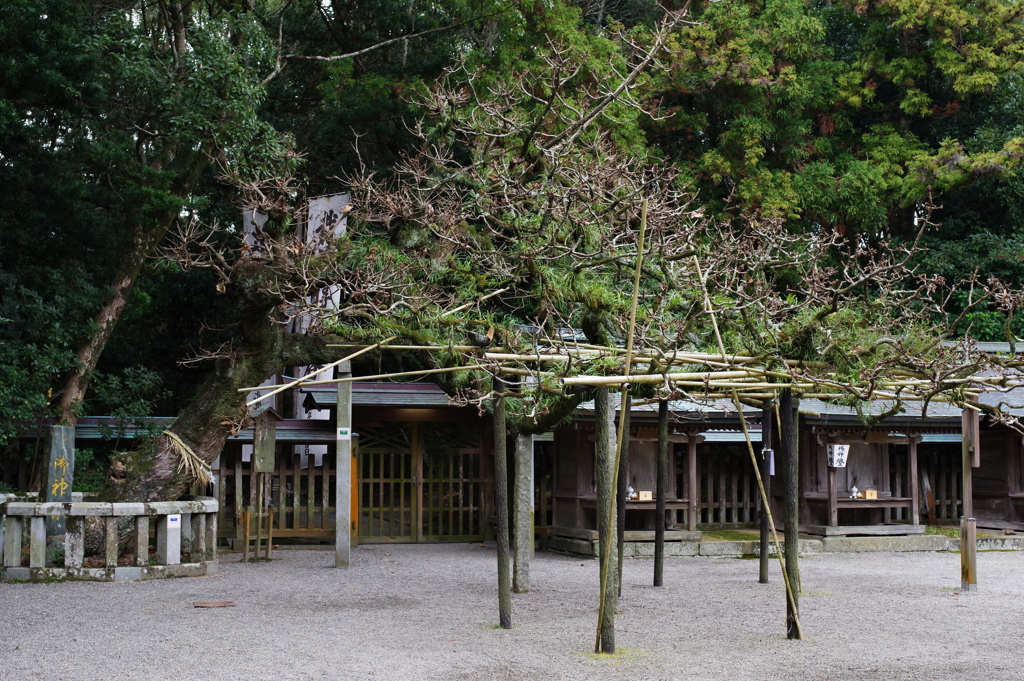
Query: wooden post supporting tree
xmin=759 ymin=398 xmax=773 ymax=584
xmin=335 ymin=362 xmax=353 ymax=568
xmin=654 ymin=399 xmax=668 ymax=587
xmin=513 ymin=432 xmax=533 ymax=593
xmin=961 ymin=408 xmax=979 ymax=591
xmin=780 ymin=389 xmax=801 ymax=639
xmin=493 ymin=378 xmax=513 ymax=627
xmin=594 ymin=387 xmax=618 ymax=653
xmin=616 ymin=395 xmax=631 ymax=597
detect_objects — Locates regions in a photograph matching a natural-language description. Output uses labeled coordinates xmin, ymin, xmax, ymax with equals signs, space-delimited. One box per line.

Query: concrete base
xmin=801 ymin=524 xmax=926 ymax=536
xmin=542 ymin=532 xmax=1024 ymax=558
xmin=819 ymin=535 xmax=948 ymax=553
xmin=1 ymin=561 xmax=218 ymax=583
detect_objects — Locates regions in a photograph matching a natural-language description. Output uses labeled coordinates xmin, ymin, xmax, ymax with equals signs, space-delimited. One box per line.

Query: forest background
xmin=3 ymin=0 xmax=1024 ymax=494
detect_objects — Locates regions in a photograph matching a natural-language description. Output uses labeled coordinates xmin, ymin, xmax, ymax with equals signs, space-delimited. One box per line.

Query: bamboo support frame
xmin=240 ymin=335 xmax=398 ymax=401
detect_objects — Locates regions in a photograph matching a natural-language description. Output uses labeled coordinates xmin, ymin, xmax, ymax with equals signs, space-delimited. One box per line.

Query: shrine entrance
xmin=357 ymin=423 xmax=485 ymax=543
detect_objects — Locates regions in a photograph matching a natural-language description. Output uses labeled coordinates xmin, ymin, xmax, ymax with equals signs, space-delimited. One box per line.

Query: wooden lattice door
xmin=357 ymin=423 xmax=484 ymax=543
xmin=420 ymin=424 xmax=483 ymax=541
xmin=358 ymin=425 xmax=417 ymax=542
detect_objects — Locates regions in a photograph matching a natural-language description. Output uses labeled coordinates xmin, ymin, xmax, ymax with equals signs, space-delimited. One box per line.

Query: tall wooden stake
xmin=759 ymin=398 xmax=773 ymax=584
xmin=654 ymin=399 xmax=668 ymax=587
xmin=335 ymin=362 xmax=353 ymax=568
xmin=595 ymin=387 xmax=618 ymax=653
xmin=780 ymin=388 xmax=801 ymax=639
xmin=616 ymin=395 xmax=631 ymax=597
xmin=961 ymin=408 xmax=979 ymax=591
xmin=493 ymin=378 xmax=512 ymax=627
xmin=692 ymin=254 xmax=801 ymax=640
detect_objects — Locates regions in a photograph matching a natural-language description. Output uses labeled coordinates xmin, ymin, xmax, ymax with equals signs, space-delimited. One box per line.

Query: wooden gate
xmin=358 ymin=423 xmax=484 ymax=543
xmin=358 ymin=425 xmax=416 ymax=541
xmin=218 ymin=445 xmax=338 ymax=541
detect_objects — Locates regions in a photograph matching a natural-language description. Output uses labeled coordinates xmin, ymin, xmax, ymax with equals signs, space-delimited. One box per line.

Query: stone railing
xmin=0 ymin=494 xmax=218 ymax=582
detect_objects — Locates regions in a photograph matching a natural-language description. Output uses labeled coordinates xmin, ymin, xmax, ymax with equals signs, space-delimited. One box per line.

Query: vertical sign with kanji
xmin=43 ymin=425 xmax=75 ymax=535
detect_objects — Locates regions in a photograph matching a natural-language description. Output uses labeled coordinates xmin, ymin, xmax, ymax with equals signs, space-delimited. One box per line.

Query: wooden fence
xmin=218 ymin=445 xmax=337 ymax=542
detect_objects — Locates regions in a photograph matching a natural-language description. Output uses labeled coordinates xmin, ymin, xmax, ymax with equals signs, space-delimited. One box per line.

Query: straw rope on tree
xmin=162 ymin=431 xmax=212 ymax=486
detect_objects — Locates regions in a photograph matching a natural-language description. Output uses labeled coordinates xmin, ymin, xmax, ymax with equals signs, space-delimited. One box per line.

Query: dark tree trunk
xmin=108 ymin=274 xmax=350 ymax=504
xmin=780 ymin=389 xmax=801 ymax=640
xmin=594 ymin=387 xmax=617 ymax=654
xmin=654 ymin=398 xmax=668 ymax=586
xmin=493 ymin=378 xmax=512 ymax=628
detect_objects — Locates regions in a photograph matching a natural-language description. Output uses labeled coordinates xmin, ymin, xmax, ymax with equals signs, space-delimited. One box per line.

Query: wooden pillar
xmin=828 ymin=465 xmax=838 ymax=527
xmin=654 ymin=399 xmax=668 ymax=587
xmin=909 ymin=436 xmax=920 ymax=526
xmin=961 ymin=409 xmax=979 ymax=590
xmin=759 ymin=398 xmax=773 ymax=585
xmin=961 ymin=516 xmax=978 ymax=591
xmin=513 ymin=432 xmax=533 ymax=593
xmin=335 ymin=362 xmax=353 ymax=568
xmin=780 ymin=389 xmax=801 ymax=639
xmin=493 ymin=379 xmax=512 ymax=628
xmin=687 ymin=434 xmax=698 ymax=532
xmin=594 ymin=387 xmax=618 ymax=653
xmin=962 ymin=409 xmax=979 ymax=520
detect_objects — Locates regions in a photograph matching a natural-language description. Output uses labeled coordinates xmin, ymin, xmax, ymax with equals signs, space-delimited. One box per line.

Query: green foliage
xmin=71 ymin=448 xmax=108 ymax=494
xmin=648 ymin=0 xmax=1024 ymax=236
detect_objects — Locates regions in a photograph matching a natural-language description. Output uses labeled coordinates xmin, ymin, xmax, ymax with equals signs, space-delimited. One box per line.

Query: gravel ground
xmin=2 ymin=545 xmax=1022 ymax=681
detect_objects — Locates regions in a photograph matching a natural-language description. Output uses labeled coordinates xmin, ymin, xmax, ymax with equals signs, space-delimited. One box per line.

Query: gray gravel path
xmin=2 ymin=545 xmax=1022 ymax=681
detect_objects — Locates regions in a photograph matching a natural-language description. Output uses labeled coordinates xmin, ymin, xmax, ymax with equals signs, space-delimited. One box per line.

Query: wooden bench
xmin=805 ymin=492 xmax=915 ymax=527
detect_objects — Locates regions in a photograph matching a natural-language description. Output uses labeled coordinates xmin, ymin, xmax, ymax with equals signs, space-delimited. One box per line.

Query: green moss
xmin=702 ymin=529 xmax=760 ymax=541
xmin=925 ymin=525 xmax=961 ymax=538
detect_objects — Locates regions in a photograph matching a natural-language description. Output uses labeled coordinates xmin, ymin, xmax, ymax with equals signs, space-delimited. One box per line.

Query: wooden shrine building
xmin=547 ymin=397 xmax=764 ymax=549
xmin=796 ymin=398 xmax=963 ymax=536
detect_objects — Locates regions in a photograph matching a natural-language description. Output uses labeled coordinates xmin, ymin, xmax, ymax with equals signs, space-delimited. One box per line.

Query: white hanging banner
xmin=827 ymin=444 xmax=850 ymax=468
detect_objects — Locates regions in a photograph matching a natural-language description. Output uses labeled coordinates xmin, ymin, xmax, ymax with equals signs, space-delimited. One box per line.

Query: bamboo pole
xmin=440 ymin=286 xmax=510 ymax=316
xmin=564 ymin=370 xmax=766 ymax=386
xmin=691 ymin=255 xmax=803 ymax=640
xmin=241 ymin=335 xmax=398 ymax=404
xmin=331 ymin=365 xmax=487 ymax=384
xmin=326 ymin=344 xmax=487 ymax=351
